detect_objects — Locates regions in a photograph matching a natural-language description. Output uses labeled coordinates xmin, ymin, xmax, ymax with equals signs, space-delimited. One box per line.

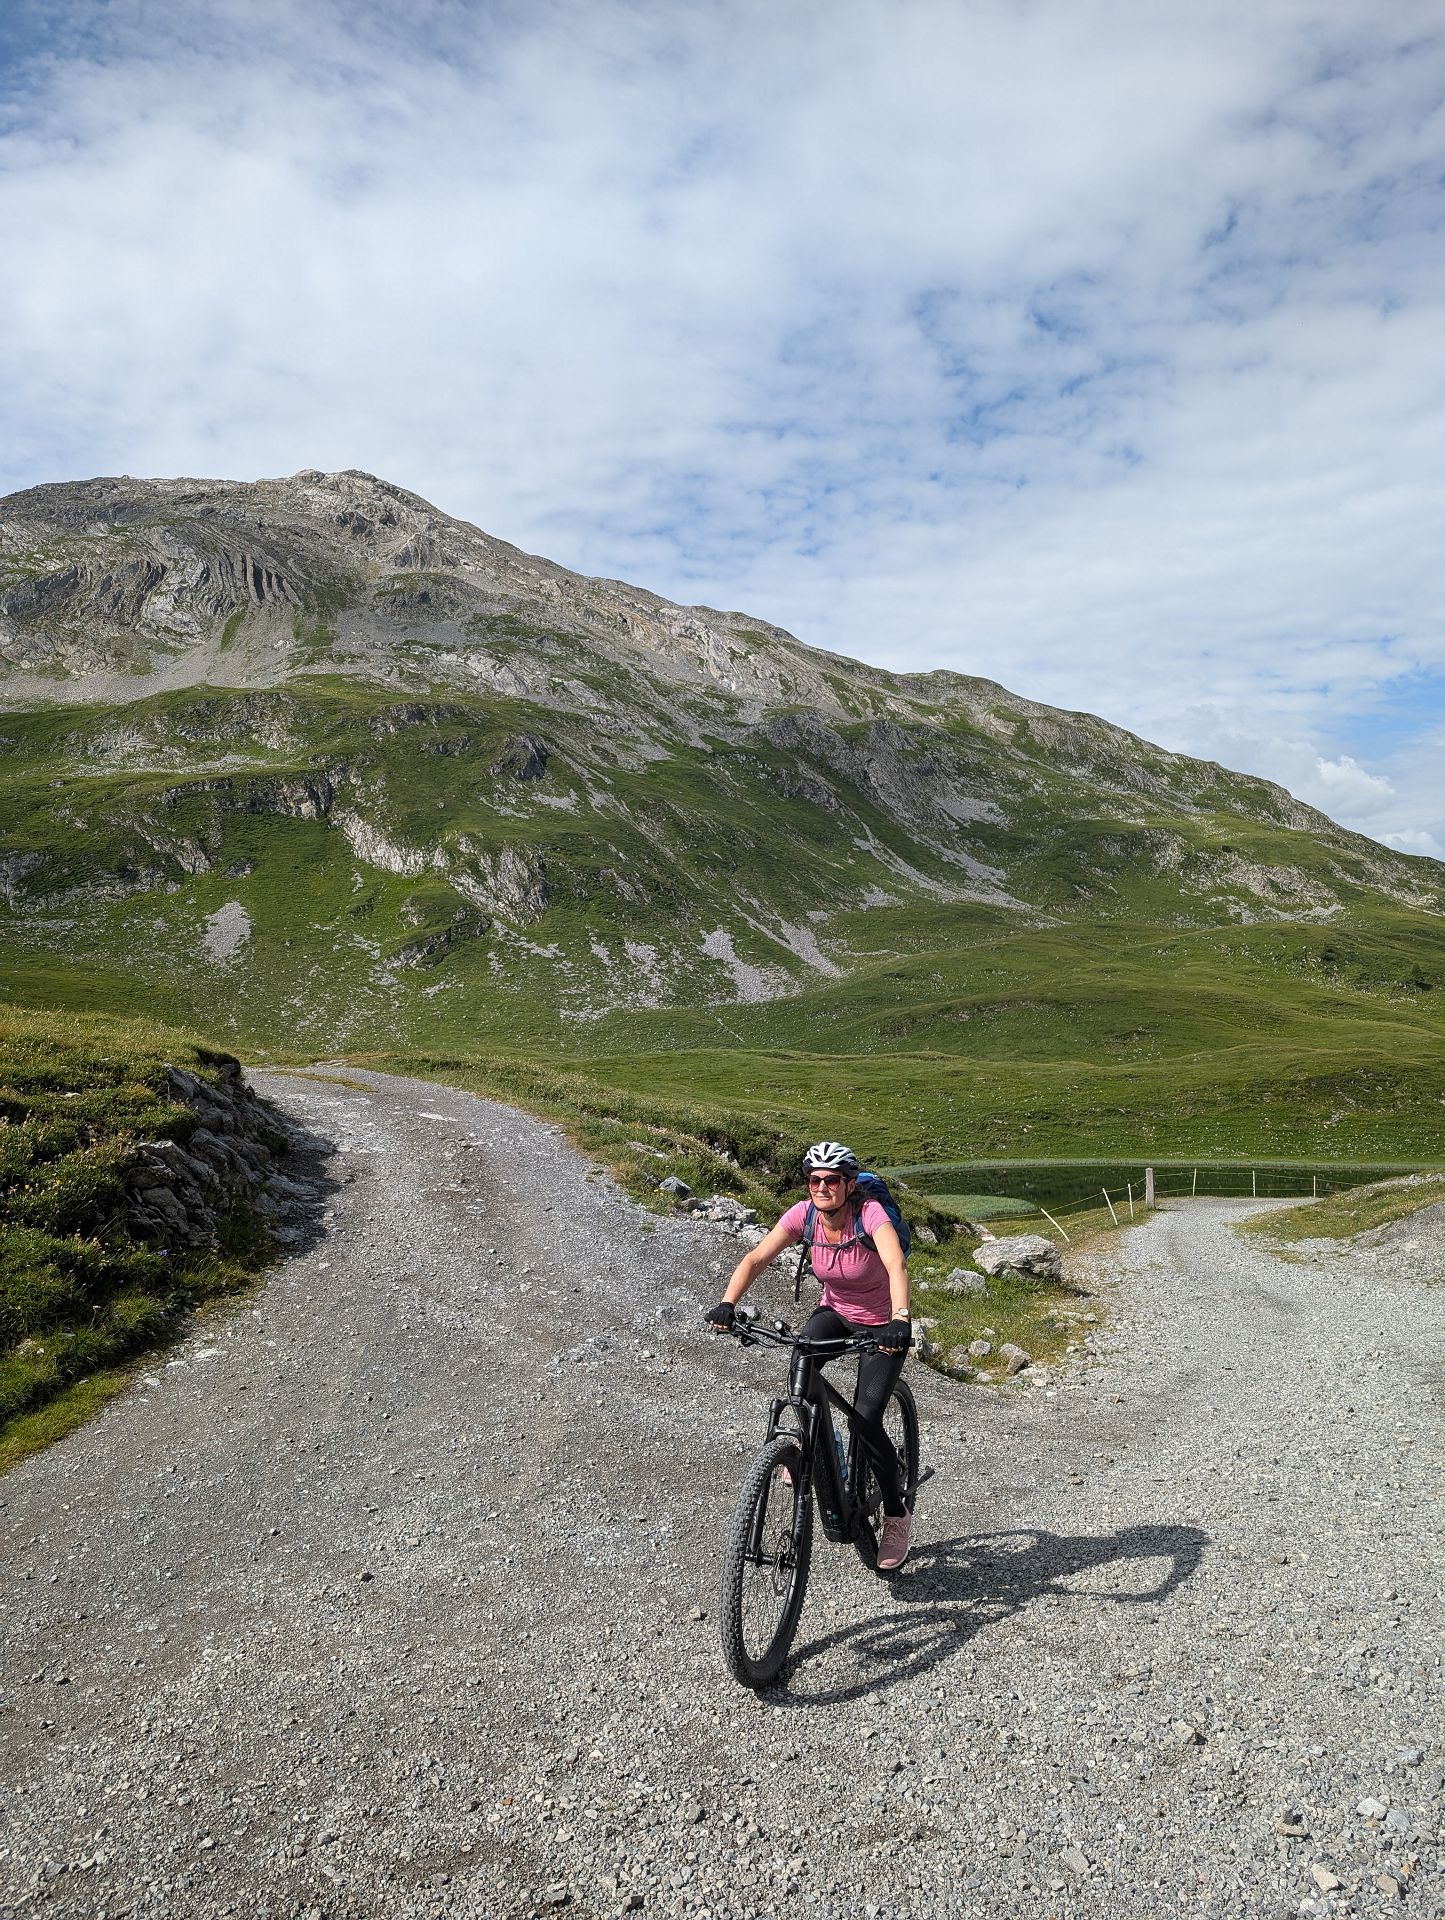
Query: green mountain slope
xmin=2 ymin=470 xmax=1442 ymax=1163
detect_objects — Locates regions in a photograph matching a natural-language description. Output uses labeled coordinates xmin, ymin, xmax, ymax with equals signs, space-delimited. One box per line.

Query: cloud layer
xmin=3 ymin=0 xmax=1444 ymax=851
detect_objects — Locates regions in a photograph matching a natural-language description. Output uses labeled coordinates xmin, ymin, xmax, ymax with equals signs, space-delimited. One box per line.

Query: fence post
xmin=1312 ymin=1174 xmax=1317 ymax=1199
xmin=1192 ymin=1168 xmax=1198 ymax=1197
xmin=1252 ymin=1169 xmax=1257 ymax=1198
xmin=1102 ymin=1188 xmax=1119 ymax=1226
xmin=1145 ymin=1165 xmax=1155 ymax=1208
xmin=1038 ymin=1205 xmax=1071 ymax=1245
xmin=1127 ymin=1182 xmax=1135 ymax=1220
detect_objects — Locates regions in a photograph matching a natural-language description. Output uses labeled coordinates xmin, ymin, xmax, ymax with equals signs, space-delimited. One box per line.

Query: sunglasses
xmin=806 ymin=1171 xmax=849 ymax=1187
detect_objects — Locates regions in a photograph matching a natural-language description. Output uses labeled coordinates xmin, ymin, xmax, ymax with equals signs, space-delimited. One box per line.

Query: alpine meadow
xmin=2 ymin=467 xmax=1443 ymax=1188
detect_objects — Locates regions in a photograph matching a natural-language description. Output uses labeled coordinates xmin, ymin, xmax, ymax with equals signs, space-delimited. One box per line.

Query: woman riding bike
xmin=706 ymin=1141 xmax=916 ymax=1570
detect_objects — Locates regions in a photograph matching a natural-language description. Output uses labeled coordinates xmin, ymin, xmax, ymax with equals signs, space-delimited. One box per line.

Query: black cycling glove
xmin=706 ymin=1300 xmax=736 ymax=1330
xmin=879 ymin=1316 xmax=913 ymax=1353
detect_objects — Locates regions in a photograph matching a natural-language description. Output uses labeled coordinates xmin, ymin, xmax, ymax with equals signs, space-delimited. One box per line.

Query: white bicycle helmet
xmin=802 ymin=1140 xmax=859 ymax=1175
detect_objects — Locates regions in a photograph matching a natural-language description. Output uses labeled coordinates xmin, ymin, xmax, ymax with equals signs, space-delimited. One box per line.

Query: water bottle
xmin=833 ymin=1428 xmax=848 ymax=1488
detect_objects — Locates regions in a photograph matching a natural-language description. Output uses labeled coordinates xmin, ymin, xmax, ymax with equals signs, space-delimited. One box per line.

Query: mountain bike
xmin=717 ymin=1309 xmax=920 ymax=1688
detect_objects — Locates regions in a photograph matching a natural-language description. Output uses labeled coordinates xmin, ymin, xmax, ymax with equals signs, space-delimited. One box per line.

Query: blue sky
xmin=2 ymin=0 xmax=1444 ymax=854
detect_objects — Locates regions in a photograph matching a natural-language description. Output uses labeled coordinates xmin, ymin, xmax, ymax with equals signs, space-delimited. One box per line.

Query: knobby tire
xmin=719 ymin=1434 xmax=813 ymax=1688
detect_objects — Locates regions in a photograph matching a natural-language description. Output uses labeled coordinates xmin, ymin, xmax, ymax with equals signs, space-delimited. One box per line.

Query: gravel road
xmin=2 ymin=1068 xmax=1441 ymax=1920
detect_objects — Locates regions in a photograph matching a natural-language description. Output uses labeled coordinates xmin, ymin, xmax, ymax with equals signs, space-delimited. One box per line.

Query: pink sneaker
xmin=877 ymin=1509 xmax=912 ymax=1571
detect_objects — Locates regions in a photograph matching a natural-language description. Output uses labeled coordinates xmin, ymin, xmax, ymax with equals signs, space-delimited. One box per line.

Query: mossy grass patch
xmin=1237 ymin=1175 xmax=1445 ymax=1246
xmin=927 ymin=1192 xmax=1040 ymax=1221
xmin=909 ymin=1214 xmax=1116 ymax=1381
xmin=0 ymin=1363 xmax=139 ymax=1472
xmin=0 ymin=1005 xmax=274 ymax=1461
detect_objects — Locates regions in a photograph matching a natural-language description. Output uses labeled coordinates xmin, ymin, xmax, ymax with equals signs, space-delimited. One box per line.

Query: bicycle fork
xmin=760 ymin=1380 xmax=849 ymax=1545
xmin=750 ymin=1393 xmax=824 ymax=1561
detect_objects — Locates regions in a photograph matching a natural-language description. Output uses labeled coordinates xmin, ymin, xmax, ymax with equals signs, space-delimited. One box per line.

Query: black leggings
xmin=801 ymin=1306 xmax=908 ymax=1517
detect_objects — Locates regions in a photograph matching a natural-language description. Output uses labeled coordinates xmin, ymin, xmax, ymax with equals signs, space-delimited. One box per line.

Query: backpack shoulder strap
xmin=794 ymin=1200 xmax=818 ymax=1302
xmin=852 ymin=1194 xmax=877 ymax=1250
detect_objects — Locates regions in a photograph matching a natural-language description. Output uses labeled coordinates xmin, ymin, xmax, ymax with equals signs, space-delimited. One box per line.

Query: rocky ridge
xmin=0 ymin=468 xmax=1412 ymax=860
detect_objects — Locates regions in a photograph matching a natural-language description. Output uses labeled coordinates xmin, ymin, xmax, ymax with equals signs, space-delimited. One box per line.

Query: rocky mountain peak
xmin=0 ymin=469 xmax=863 ymax=717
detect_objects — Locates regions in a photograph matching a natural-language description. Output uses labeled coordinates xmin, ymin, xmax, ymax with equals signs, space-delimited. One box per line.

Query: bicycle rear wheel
xmin=719 ymin=1434 xmax=813 ymax=1687
xmin=853 ymin=1376 xmax=920 ymax=1574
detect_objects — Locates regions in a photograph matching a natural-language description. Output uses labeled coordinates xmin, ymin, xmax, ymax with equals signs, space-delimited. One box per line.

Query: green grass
xmin=0 ymin=1005 xmax=274 ymax=1459
xmin=908 ymin=1214 xmax=1118 ymax=1379
xmin=2 ymin=674 xmax=1444 ymax=1186
xmin=0 ymin=1363 xmax=139 ymax=1471
xmin=927 ymin=1192 xmax=1040 ymax=1220
xmin=1237 ymin=1176 xmax=1445 ymax=1245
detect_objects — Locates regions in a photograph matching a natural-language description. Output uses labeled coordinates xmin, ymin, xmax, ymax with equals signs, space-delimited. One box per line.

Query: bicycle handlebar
xmin=721 ymin=1315 xmax=890 ymax=1355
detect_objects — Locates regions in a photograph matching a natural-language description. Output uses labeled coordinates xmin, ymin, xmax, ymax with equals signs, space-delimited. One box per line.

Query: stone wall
xmin=122 ymin=1061 xmax=295 ymax=1249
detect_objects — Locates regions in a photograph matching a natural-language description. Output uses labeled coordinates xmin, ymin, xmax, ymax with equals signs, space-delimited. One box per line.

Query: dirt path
xmin=1 ymin=1069 xmax=1440 ymax=1920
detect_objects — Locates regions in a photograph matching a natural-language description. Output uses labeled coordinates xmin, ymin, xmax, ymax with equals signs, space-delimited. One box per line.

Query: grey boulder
xmin=973 ymin=1234 xmax=1063 ymax=1282
xmin=941 ymin=1267 xmax=986 ymax=1297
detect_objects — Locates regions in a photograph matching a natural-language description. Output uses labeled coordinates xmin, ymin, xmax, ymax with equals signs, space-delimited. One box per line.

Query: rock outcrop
xmin=122 ymin=1063 xmax=296 ymax=1249
xmin=492 ymin=734 xmax=550 ymax=781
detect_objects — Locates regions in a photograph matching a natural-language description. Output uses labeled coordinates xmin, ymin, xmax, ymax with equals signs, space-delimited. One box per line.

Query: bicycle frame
xmin=756 ymin=1336 xmax=875 ymax=1546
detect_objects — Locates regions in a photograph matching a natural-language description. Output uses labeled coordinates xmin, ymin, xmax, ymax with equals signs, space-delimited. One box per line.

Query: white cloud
xmin=1 ymin=1 xmax=1444 ymax=857
xmin=1382 ymin=828 xmax=1445 ymax=858
xmin=1301 ymin=755 xmax=1395 ymax=813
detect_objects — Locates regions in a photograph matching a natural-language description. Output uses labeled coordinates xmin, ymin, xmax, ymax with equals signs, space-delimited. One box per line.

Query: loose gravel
xmin=1 ymin=1068 xmax=1441 ymax=1920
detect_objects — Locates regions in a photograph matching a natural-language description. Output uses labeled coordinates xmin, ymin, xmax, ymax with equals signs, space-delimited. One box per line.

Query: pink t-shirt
xmin=778 ymin=1198 xmax=895 ymax=1325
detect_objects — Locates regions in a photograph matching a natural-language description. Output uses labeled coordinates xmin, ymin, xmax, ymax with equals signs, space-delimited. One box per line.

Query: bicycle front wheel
xmin=719 ymin=1434 xmax=813 ymax=1688
xmin=854 ymin=1376 xmax=920 ymax=1574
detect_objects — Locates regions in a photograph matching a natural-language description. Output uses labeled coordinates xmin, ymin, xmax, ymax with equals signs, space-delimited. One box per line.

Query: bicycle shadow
xmin=768 ymin=1521 xmax=1209 ymax=1706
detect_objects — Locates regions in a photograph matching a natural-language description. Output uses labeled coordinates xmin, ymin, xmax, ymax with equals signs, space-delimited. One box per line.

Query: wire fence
xmin=906 ymin=1158 xmax=1437 ymax=1244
